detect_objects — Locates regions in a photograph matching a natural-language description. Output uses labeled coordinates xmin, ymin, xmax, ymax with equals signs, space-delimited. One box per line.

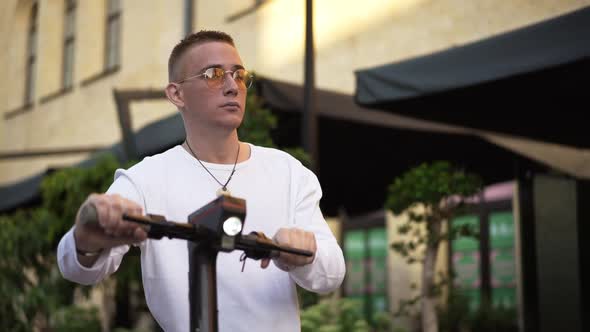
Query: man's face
xmin=176 ymin=41 xmax=247 ymax=131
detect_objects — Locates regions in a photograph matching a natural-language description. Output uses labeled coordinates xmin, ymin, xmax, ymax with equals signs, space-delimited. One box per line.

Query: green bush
xmin=0 ymin=154 xmax=144 ymax=331
xmin=238 ymin=94 xmax=277 ymax=148
xmin=239 ymin=93 xmax=314 ymax=169
xmin=301 ymin=298 xmax=393 ymax=332
xmin=50 ymin=305 xmax=102 ymax=332
xmin=469 ymin=303 xmax=518 ymax=332
xmin=438 ymin=290 xmax=518 ymax=332
xmin=438 ymin=290 xmax=472 ymax=332
xmin=297 ymin=286 xmax=320 ymax=309
xmin=0 ymin=207 xmax=79 ymax=331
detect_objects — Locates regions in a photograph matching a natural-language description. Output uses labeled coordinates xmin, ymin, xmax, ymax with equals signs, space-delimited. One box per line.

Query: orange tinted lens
xmin=233 ymin=69 xmax=246 ymax=80
xmin=202 ymin=68 xmax=225 ymax=88
xmin=202 ymin=68 xmax=214 ymax=79
xmin=234 ymin=69 xmax=252 ymax=88
xmin=211 ymin=68 xmax=225 ymax=80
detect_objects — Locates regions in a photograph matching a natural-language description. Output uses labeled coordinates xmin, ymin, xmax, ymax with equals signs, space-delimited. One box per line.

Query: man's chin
xmin=215 ymin=117 xmax=244 ymax=131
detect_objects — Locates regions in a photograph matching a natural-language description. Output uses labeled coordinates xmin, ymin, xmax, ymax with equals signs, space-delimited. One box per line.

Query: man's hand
xmin=260 ymin=228 xmax=316 ymax=271
xmin=74 ymin=193 xmax=148 ymax=256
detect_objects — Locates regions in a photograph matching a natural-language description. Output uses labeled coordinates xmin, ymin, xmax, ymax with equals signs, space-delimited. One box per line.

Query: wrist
xmin=76 ymin=247 xmax=104 ymax=257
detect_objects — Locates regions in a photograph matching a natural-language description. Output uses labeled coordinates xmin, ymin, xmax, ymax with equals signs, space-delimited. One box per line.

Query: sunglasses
xmin=176 ymin=67 xmax=253 ymax=90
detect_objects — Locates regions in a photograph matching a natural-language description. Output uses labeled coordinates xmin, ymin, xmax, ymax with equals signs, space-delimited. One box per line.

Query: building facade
xmin=1 ymin=0 xmax=588 ymax=186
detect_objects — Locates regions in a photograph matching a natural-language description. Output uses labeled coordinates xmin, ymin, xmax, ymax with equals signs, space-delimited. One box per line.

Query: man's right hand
xmin=73 ymin=193 xmax=148 ymax=258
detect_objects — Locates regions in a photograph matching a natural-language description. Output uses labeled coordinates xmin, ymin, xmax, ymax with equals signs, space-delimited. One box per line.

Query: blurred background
xmin=1 ymin=1 xmax=589 ymax=331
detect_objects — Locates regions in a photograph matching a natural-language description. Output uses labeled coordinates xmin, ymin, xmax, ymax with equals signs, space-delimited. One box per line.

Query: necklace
xmin=185 ymin=140 xmax=240 ymax=196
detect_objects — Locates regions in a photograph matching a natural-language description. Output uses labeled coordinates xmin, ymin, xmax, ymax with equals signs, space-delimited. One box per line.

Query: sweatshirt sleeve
xmin=56 ymin=171 xmax=143 ymax=285
xmin=289 ymin=168 xmax=346 ymax=294
xmin=57 ymin=228 xmax=130 ymax=285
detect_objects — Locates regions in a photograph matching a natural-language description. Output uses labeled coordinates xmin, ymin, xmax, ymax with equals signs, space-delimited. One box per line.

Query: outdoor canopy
xmin=354 ymin=5 xmax=590 ymax=150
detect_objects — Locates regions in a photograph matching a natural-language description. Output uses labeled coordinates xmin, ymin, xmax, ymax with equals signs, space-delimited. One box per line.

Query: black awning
xmin=0 ymin=173 xmax=45 ymax=211
xmin=354 ymin=6 xmax=590 ymax=148
xmin=356 ymin=6 xmax=590 ymax=103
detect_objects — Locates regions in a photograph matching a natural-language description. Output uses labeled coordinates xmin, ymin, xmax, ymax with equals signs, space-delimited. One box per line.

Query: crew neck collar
xmin=175 ymin=143 xmax=254 ymax=170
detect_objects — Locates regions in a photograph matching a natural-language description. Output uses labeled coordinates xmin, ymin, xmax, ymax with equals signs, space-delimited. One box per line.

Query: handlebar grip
xmin=236 ymin=233 xmax=314 ymax=259
xmin=275 ymin=245 xmax=314 ymax=258
xmin=252 ymin=231 xmax=313 ymax=257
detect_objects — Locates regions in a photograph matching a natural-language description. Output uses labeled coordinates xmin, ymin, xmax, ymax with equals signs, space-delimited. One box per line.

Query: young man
xmin=57 ymin=30 xmax=345 ymax=331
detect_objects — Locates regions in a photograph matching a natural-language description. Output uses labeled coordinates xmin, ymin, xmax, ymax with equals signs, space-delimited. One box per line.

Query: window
xmin=451 ymin=214 xmax=482 ymax=311
xmin=105 ymin=0 xmax=121 ymax=70
xmin=62 ymin=0 xmax=76 ymax=89
xmin=488 ymin=211 xmax=517 ymax=308
xmin=342 ymin=212 xmax=388 ymax=323
xmin=24 ymin=3 xmax=38 ymax=105
xmin=451 ymin=201 xmax=517 ymax=312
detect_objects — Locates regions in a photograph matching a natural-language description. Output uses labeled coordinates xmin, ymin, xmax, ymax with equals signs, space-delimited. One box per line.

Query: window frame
xmin=449 ymin=199 xmax=515 ymax=310
xmin=104 ymin=0 xmax=121 ymax=71
xmin=341 ymin=210 xmax=388 ymax=323
xmin=24 ymin=2 xmax=38 ymax=106
xmin=62 ymin=0 xmax=77 ymax=90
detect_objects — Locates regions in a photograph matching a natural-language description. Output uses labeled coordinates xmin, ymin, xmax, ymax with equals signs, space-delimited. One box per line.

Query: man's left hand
xmin=261 ymin=228 xmax=316 ymax=271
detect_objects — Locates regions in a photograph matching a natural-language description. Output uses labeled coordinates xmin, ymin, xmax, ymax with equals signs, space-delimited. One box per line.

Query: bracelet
xmin=76 ymin=247 xmax=103 ymax=257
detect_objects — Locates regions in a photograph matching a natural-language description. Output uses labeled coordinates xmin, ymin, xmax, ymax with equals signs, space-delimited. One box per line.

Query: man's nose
xmin=222 ymin=73 xmax=239 ymax=95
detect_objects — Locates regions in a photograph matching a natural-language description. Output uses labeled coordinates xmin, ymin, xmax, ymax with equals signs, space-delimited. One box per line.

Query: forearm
xmin=290 ymin=238 xmax=345 ymax=293
xmin=289 ymin=167 xmax=346 ymax=293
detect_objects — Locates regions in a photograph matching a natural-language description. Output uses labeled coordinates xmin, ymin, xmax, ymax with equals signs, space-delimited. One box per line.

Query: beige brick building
xmin=1 ymin=0 xmax=588 ymax=186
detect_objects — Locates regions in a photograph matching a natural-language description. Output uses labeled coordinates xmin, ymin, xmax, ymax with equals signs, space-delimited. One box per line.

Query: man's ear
xmin=165 ymin=83 xmax=184 ymax=109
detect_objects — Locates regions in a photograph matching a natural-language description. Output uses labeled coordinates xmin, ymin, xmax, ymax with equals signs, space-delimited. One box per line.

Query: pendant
xmin=216 ymin=187 xmax=231 ymax=197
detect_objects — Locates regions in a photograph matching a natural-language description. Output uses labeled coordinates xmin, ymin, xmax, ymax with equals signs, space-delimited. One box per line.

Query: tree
xmin=239 ymin=93 xmax=277 ymax=148
xmin=385 ymin=161 xmax=481 ymax=332
xmin=240 ymin=93 xmax=313 ymax=169
xmin=0 ymin=154 xmax=134 ymax=331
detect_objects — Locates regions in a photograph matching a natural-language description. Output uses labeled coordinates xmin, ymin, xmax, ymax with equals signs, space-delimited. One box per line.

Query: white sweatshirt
xmin=57 ymin=144 xmax=345 ymax=332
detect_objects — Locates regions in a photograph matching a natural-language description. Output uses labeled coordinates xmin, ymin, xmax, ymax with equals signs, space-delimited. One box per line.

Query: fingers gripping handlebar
xmin=77 ymin=197 xmax=313 ymax=261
